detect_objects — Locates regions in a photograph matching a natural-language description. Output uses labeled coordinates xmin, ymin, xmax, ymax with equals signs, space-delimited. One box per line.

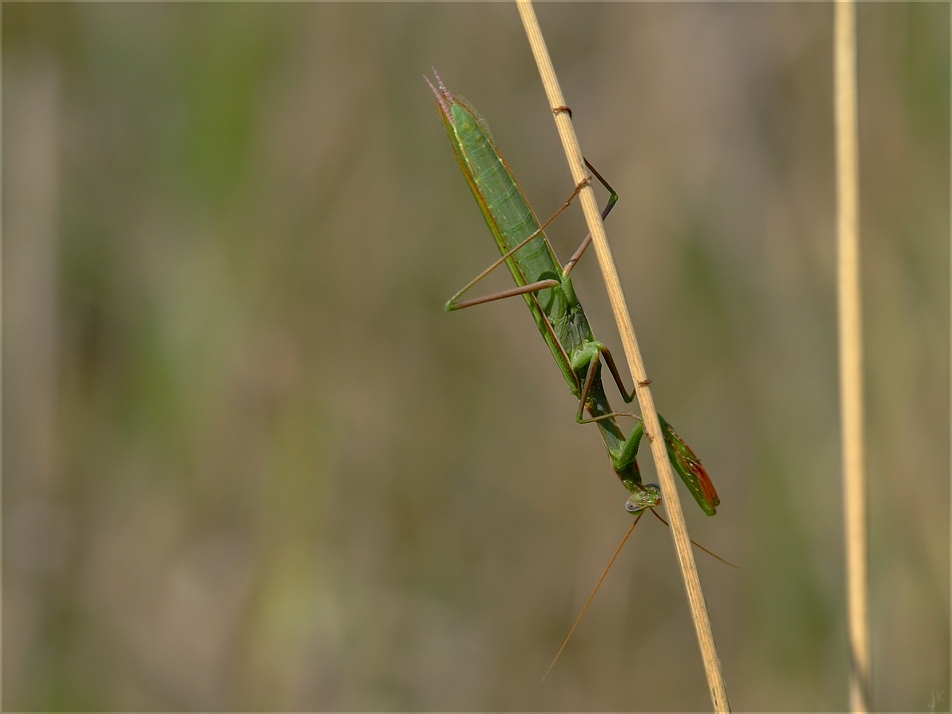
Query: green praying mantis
xmin=427 ymin=69 xmax=727 ymax=676
xmin=427 ymin=70 xmax=719 ymax=519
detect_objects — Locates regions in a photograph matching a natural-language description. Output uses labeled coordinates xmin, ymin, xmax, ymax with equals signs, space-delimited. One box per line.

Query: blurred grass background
xmin=4 ymin=3 xmax=948 ymax=711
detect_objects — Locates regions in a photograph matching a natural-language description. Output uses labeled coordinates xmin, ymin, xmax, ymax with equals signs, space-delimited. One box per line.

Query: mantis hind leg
xmin=445 ymin=158 xmax=617 ymax=311
xmin=446 ymin=278 xmax=559 ymax=311
xmin=445 ymin=175 xmax=589 ymax=311
xmin=562 ymin=159 xmax=619 ymax=277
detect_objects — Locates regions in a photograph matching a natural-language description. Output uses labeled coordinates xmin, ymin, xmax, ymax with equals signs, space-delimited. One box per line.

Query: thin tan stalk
xmin=835 ymin=1 xmax=871 ymax=711
xmin=515 ymin=2 xmax=729 ymax=711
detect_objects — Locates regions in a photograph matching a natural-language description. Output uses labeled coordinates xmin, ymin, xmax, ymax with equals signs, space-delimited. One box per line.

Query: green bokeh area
xmin=4 ymin=4 xmax=948 ymax=711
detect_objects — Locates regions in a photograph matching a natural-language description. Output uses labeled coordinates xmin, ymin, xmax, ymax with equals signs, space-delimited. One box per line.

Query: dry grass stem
xmin=516 ymin=1 xmax=730 ymax=711
xmin=835 ymin=0 xmax=871 ymax=711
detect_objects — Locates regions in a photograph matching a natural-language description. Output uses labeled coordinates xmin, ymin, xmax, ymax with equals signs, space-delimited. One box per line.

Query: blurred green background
xmin=4 ymin=3 xmax=948 ymax=711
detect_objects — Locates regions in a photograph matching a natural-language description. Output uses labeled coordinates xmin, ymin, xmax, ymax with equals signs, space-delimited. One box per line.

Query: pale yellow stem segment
xmin=835 ymin=1 xmax=870 ymax=711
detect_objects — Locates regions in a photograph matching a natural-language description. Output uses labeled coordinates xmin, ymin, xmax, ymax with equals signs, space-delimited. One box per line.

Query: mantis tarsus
xmin=428 ymin=70 xmax=719 ymax=518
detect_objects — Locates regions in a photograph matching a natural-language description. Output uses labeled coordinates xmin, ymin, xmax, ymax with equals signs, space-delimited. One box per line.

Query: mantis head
xmin=625 ymin=483 xmax=662 ymax=514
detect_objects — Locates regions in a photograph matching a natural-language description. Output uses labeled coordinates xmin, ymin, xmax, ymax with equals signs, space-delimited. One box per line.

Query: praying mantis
xmin=428 ymin=70 xmax=719 ymax=519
